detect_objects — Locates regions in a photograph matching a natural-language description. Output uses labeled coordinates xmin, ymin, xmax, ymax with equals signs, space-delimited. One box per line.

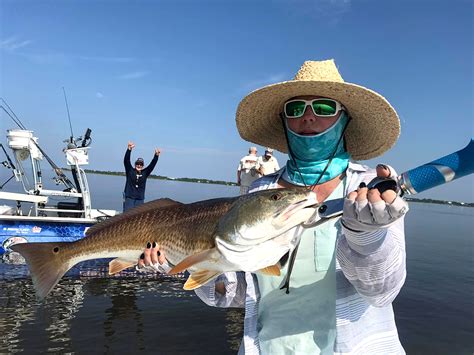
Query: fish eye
xmin=270 ymin=193 xmax=282 ymax=201
xmin=53 ymin=247 xmax=60 ymax=253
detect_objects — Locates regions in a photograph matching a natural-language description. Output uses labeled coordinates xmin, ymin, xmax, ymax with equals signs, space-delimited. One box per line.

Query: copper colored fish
xmin=12 ymin=188 xmax=318 ymax=299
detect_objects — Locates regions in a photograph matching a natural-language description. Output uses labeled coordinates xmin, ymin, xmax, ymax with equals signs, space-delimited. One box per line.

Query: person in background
xmin=237 ymin=146 xmax=259 ymax=195
xmin=123 ymin=141 xmax=161 ymax=212
xmin=138 ymin=59 xmax=409 ymax=354
xmin=256 ymin=148 xmax=280 ymax=176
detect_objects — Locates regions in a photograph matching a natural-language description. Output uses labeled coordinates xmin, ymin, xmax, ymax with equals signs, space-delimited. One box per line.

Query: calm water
xmin=1 ymin=174 xmax=473 ymax=354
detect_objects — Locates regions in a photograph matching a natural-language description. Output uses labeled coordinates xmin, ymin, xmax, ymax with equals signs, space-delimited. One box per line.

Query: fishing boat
xmin=0 ymin=116 xmax=118 ymax=263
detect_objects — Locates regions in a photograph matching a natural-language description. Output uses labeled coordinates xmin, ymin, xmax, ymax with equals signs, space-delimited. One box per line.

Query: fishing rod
xmin=0 ymin=143 xmax=18 ymax=189
xmin=0 ymin=100 xmax=26 ymax=130
xmin=60 ymin=88 xmax=92 ymax=203
xmin=0 ymin=143 xmax=17 ymax=171
xmin=62 ymin=87 xmax=75 ymax=144
xmin=27 ymin=138 xmax=77 ymax=191
xmin=367 ymin=138 xmax=474 ymax=196
xmin=1 ymin=98 xmax=27 ymax=129
xmin=302 ymin=137 xmax=474 ymax=224
xmin=0 ymin=98 xmax=78 ymax=191
xmin=281 ymin=138 xmax=474 ymax=293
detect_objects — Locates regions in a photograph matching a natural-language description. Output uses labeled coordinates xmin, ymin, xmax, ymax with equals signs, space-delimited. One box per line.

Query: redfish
xmin=12 ymin=188 xmax=317 ymax=299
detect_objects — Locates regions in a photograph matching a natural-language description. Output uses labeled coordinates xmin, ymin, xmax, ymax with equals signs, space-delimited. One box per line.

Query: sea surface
xmin=1 ymin=174 xmax=473 ymax=354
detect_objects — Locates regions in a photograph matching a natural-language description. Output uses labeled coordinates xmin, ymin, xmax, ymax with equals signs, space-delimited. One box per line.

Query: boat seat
xmin=57 ymin=201 xmax=84 ymax=217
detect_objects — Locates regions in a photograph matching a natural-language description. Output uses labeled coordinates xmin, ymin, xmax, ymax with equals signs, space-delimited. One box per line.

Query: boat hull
xmin=0 ymin=218 xmax=95 ymax=257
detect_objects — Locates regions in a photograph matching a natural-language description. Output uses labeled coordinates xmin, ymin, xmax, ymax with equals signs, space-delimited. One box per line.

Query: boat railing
xmin=0 ymin=191 xmax=48 ymax=216
xmin=1 ymin=129 xmax=117 ymax=220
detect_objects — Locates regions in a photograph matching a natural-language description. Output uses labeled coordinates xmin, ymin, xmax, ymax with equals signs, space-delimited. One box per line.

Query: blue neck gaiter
xmin=283 ymin=113 xmax=350 ymax=186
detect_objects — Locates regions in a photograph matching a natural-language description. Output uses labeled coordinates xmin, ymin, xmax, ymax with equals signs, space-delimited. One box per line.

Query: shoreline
xmin=77 ymin=169 xmax=473 ymax=207
xmin=81 ymin=168 xmax=237 ymax=187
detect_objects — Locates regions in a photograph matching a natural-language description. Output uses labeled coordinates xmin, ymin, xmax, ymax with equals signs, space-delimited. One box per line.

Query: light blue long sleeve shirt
xmin=194 ymin=162 xmax=407 ymax=354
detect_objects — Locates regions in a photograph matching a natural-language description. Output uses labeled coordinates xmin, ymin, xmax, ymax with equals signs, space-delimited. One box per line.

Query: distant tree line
xmin=404 ymin=197 xmax=473 ymax=207
xmin=81 ymin=169 xmax=237 ymax=187
xmin=62 ymin=168 xmax=473 ymax=205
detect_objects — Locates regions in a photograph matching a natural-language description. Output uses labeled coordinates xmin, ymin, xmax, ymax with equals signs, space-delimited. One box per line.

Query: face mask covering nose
xmin=283 ymin=112 xmax=350 ymax=185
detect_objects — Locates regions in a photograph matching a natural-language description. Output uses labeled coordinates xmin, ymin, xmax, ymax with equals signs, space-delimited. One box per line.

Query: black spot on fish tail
xmin=11 ymin=242 xmax=72 ymax=300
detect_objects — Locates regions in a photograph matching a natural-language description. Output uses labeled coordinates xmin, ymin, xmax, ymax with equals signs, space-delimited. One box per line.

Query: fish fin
xmin=10 ymin=242 xmax=73 ymax=300
xmin=109 ymin=258 xmax=136 ymax=275
xmin=86 ymin=198 xmax=183 ymax=236
xmin=168 ymin=248 xmax=218 ymax=275
xmin=183 ymin=270 xmax=221 ymax=290
xmin=258 ymin=264 xmax=281 ymax=276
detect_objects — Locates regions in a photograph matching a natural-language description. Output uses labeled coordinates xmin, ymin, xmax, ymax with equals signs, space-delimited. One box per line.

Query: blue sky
xmin=0 ymin=0 xmax=472 ymax=202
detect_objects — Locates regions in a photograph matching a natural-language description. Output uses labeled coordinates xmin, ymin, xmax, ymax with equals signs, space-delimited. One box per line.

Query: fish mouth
xmin=272 ymin=191 xmax=318 ymax=227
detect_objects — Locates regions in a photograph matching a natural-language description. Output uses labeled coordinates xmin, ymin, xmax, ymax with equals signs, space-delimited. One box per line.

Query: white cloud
xmin=1 ymin=37 xmax=136 ymax=66
xmin=117 ymin=71 xmax=150 ymax=80
xmin=0 ymin=37 xmax=16 ymax=46
xmin=239 ymin=72 xmax=288 ymax=93
xmin=312 ymin=0 xmax=351 ymax=23
xmin=22 ymin=52 xmax=70 ymax=65
xmin=80 ymin=56 xmax=135 ymax=63
xmin=0 ymin=36 xmax=32 ymax=51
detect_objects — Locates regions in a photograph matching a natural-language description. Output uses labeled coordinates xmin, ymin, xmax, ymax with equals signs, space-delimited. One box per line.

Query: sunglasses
xmin=135 ymin=163 xmax=144 ymax=167
xmin=283 ymin=98 xmax=345 ymax=119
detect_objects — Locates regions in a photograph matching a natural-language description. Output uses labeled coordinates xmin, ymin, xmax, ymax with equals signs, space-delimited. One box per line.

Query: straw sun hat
xmin=236 ymin=59 xmax=400 ymax=160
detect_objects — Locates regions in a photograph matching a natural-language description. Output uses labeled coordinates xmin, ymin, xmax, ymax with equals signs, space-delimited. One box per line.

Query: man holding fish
xmin=141 ymin=60 xmax=409 ymax=354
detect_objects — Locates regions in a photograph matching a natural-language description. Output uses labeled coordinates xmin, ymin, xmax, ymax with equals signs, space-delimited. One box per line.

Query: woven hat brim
xmin=236 ymin=80 xmax=400 ymax=160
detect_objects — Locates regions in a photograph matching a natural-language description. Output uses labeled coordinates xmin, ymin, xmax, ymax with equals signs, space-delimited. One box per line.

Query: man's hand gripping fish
xmin=11 ymin=188 xmax=318 ymax=299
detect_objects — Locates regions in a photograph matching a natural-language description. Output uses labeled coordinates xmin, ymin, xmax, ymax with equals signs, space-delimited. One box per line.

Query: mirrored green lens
xmin=285 ymin=101 xmax=306 ymax=117
xmin=312 ymin=99 xmax=337 ymax=116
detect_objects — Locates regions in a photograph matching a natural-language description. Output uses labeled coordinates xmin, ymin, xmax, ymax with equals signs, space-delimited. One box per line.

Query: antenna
xmin=62 ymin=87 xmax=74 ymax=143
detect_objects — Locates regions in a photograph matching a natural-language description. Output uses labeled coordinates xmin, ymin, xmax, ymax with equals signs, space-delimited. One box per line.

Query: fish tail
xmin=11 ymin=242 xmax=73 ymax=300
